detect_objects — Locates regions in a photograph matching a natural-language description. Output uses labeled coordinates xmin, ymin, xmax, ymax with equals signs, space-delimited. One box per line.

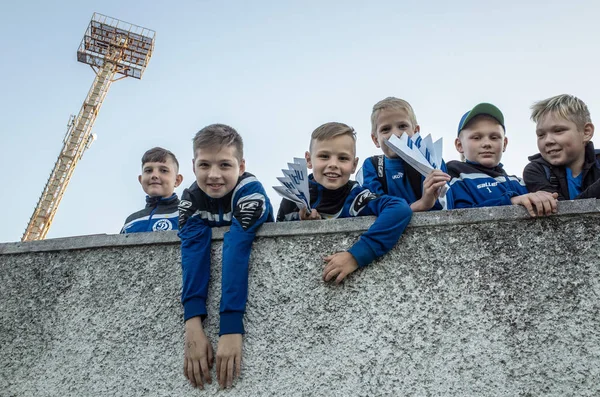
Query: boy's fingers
xmin=208 ymin=345 xmax=214 ymax=368
xmin=192 ymin=359 xmax=203 ymax=389
xmin=219 ymin=357 xmax=228 ymax=388
xmin=183 ymin=357 xmax=189 ymax=379
xmin=522 ymin=199 xmax=536 ymax=217
xmin=227 ymin=357 xmax=234 ymax=387
xmin=200 ymin=355 xmax=211 ymax=384
xmin=216 ymin=356 xmax=221 ymax=383
xmin=335 ymin=271 xmax=347 ymax=284
xmin=324 ymin=267 xmax=338 ymax=282
xmin=235 ymin=354 xmax=242 ymax=380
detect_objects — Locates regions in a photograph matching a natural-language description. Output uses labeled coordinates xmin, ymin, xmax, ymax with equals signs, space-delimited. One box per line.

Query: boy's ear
xmin=454 ymin=137 xmax=464 ymax=153
xmin=305 ymin=151 xmax=313 ymax=169
xmin=239 ymin=159 xmax=246 ymax=174
xmin=138 ymin=175 xmax=143 ymax=185
xmin=583 ymin=122 xmax=595 ymax=143
xmin=352 ymin=157 xmax=359 ymax=174
xmin=503 ymin=136 xmax=508 ymax=153
xmin=175 ymin=173 xmax=183 ymax=187
xmin=414 ymin=124 xmax=421 ymax=134
xmin=191 ymin=158 xmax=196 ymax=176
xmin=371 ymin=134 xmax=381 ymax=148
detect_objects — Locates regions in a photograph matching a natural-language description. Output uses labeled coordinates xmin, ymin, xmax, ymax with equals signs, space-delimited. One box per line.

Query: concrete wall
xmin=1 ymin=200 xmax=600 ymax=397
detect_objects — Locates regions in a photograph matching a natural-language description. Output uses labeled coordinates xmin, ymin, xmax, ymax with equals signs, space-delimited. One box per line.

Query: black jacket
xmin=523 ymin=142 xmax=600 ymax=200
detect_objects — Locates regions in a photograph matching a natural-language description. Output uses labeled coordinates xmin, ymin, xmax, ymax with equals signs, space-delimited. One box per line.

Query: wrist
xmin=185 ymin=316 xmax=204 ymax=331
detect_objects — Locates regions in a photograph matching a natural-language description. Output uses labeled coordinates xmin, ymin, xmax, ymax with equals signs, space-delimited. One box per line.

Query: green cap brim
xmin=459 ymin=103 xmax=505 ymax=132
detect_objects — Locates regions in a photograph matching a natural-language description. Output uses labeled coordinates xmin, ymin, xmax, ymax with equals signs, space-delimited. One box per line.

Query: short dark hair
xmin=193 ymin=124 xmax=243 ymax=161
xmin=141 ymin=147 xmax=179 ymax=171
xmin=309 ymin=122 xmax=356 ymax=152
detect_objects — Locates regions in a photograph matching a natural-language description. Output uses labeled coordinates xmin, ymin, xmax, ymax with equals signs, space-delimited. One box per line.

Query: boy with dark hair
xmin=120 ymin=147 xmax=183 ymax=233
xmin=178 ymin=124 xmax=274 ymax=390
xmin=278 ymin=122 xmax=412 ymax=283
xmin=357 ymin=97 xmax=451 ymax=211
xmin=446 ymin=103 xmax=557 ymax=216
xmin=523 ymin=94 xmax=600 ymax=199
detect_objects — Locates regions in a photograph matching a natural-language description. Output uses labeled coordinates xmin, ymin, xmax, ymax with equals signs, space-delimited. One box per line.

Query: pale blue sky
xmin=1 ymin=0 xmax=599 ymax=242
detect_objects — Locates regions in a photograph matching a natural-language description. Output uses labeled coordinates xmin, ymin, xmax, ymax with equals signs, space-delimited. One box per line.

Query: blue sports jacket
xmin=277 ymin=175 xmax=412 ymax=267
xmin=446 ymin=160 xmax=528 ymax=209
xmin=120 ymin=193 xmax=180 ymax=233
xmin=178 ymin=173 xmax=274 ymax=336
xmin=356 ymin=155 xmax=447 ymax=210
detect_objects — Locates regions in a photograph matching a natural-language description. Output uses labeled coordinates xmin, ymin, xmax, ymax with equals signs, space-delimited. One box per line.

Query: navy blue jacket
xmin=356 ymin=155 xmax=447 ymax=210
xmin=178 ymin=173 xmax=274 ymax=335
xmin=523 ymin=142 xmax=600 ymax=200
xmin=446 ymin=161 xmax=528 ymax=209
xmin=120 ymin=193 xmax=180 ymax=233
xmin=277 ymin=175 xmax=412 ymax=267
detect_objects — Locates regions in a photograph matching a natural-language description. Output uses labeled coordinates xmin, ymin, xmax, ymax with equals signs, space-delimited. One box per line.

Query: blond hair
xmin=193 ymin=124 xmax=243 ymax=161
xmin=371 ymin=97 xmax=418 ymax=135
xmin=309 ymin=122 xmax=356 ymax=152
xmin=530 ymin=94 xmax=592 ymax=131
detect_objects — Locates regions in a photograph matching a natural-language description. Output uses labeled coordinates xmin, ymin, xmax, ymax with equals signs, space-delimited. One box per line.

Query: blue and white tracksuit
xmin=120 ymin=193 xmax=180 ymax=233
xmin=357 ymin=155 xmax=448 ymax=210
xmin=178 ymin=172 xmax=274 ymax=336
xmin=277 ymin=175 xmax=412 ymax=267
xmin=446 ymin=160 xmax=528 ymax=209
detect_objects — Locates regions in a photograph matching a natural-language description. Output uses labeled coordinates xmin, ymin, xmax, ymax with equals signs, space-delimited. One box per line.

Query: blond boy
xmin=524 ymin=94 xmax=600 ymax=199
xmin=357 ymin=97 xmax=450 ymax=211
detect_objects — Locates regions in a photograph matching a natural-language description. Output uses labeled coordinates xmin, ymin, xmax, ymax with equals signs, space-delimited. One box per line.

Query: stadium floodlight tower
xmin=22 ymin=13 xmax=155 ymax=241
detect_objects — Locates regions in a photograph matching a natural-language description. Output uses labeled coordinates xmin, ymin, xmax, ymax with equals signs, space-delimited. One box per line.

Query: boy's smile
xmin=194 ymin=146 xmax=245 ymax=199
xmin=306 ymin=135 xmax=358 ymax=190
xmin=138 ymin=159 xmax=182 ymax=198
xmin=456 ymin=118 xmax=507 ymax=168
xmin=536 ymin=112 xmax=593 ymax=174
xmin=372 ymin=108 xmax=419 ymax=159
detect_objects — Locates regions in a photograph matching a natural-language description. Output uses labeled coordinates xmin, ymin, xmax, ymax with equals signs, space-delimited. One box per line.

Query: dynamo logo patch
xmin=153 ymin=219 xmax=173 ymax=231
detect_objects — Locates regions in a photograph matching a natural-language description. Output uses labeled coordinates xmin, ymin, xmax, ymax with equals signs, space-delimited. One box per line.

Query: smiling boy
xmin=178 ymin=124 xmax=274 ymax=390
xmin=446 ymin=103 xmax=557 ymax=216
xmin=523 ymin=94 xmax=600 ymax=199
xmin=277 ymin=122 xmax=412 ymax=282
xmin=120 ymin=147 xmax=183 ymax=233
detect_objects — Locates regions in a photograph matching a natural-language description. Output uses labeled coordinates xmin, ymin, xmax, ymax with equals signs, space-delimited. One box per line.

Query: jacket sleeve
xmin=576 ymin=178 xmax=600 ymax=199
xmin=523 ymin=162 xmax=566 ymax=199
xmin=220 ymin=183 xmax=274 ymax=335
xmin=356 ymin=158 xmax=386 ymax=195
xmin=346 ymin=191 xmax=412 ymax=267
xmin=178 ymin=216 xmax=212 ymax=322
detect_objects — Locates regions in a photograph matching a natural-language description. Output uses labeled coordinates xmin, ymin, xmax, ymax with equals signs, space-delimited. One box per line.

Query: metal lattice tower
xmin=22 ymin=13 xmax=155 ymax=241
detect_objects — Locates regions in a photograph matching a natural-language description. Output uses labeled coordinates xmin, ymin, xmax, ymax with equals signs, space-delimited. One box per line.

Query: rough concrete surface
xmin=1 ymin=200 xmax=599 ymax=396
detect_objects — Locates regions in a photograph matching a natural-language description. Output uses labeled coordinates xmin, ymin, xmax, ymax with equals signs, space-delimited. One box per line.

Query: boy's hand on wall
xmin=511 ymin=192 xmax=558 ymax=217
xmin=300 ymin=208 xmax=321 ymax=220
xmin=323 ymin=252 xmax=359 ymax=283
xmin=216 ymin=334 xmax=243 ymax=389
xmin=184 ymin=317 xmax=214 ymax=389
xmin=411 ymin=170 xmax=451 ymax=212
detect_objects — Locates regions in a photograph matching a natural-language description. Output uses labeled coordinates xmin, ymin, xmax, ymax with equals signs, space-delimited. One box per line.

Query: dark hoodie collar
xmin=145 ymin=193 xmax=178 ymax=208
xmin=308 ymin=174 xmax=355 ymax=215
xmin=464 ymin=159 xmax=507 ymax=177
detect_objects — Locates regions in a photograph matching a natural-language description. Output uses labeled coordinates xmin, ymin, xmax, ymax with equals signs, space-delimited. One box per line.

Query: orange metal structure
xmin=22 ymin=13 xmax=155 ymax=241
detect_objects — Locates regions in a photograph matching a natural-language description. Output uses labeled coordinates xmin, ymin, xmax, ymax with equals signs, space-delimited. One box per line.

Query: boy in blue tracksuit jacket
xmin=178 ymin=124 xmax=274 ymax=390
xmin=120 ymin=147 xmax=183 ymax=233
xmin=356 ymin=97 xmax=451 ymax=211
xmin=446 ymin=103 xmax=557 ymax=217
xmin=277 ymin=122 xmax=412 ymax=283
